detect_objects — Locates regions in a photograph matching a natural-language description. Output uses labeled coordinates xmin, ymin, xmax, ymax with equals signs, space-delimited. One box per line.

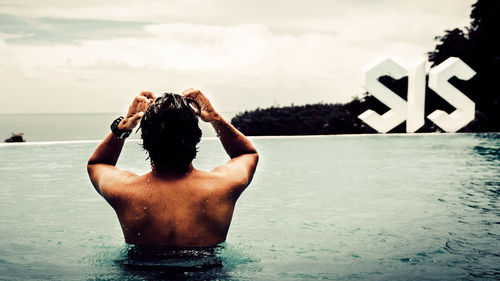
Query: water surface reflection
xmin=115 ymin=245 xmax=227 ymax=280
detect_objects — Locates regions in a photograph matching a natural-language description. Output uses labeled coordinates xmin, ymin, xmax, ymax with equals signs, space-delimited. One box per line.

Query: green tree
xmin=428 ymin=0 xmax=500 ymax=131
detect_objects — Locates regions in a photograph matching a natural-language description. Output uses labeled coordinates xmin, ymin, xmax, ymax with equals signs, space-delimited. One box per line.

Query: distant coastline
xmin=229 ymin=97 xmax=491 ymax=136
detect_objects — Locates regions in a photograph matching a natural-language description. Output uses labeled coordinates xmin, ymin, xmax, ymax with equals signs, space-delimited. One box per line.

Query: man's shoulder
xmin=189 ymin=169 xmax=226 ymax=188
xmin=193 ymin=169 xmax=239 ymax=185
xmin=98 ymin=169 xmax=141 ymax=200
xmin=191 ymin=167 xmax=250 ymax=200
xmin=104 ymin=169 xmax=140 ymax=185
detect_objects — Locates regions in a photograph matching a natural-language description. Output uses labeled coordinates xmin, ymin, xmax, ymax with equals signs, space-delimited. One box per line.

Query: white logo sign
xmin=358 ymin=57 xmax=476 ymax=133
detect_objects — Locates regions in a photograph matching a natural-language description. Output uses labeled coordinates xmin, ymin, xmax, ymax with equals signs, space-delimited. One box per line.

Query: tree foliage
xmin=231 ymin=100 xmax=377 ymax=136
xmin=428 ymin=0 xmax=500 ymax=131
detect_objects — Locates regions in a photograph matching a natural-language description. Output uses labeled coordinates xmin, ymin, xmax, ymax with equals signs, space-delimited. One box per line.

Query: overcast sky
xmin=0 ymin=0 xmax=475 ymax=113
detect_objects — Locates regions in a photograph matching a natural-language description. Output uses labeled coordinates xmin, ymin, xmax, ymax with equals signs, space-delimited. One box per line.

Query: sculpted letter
xmin=358 ymin=58 xmax=407 ymax=133
xmin=406 ymin=60 xmax=426 ymax=133
xmin=427 ymin=57 xmax=476 ymax=133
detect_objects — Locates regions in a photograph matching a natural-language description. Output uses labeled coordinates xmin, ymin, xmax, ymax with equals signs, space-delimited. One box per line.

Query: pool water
xmin=0 ymin=133 xmax=499 ymax=280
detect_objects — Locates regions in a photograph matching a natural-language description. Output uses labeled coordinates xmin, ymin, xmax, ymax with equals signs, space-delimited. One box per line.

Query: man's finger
xmin=134 ymin=111 xmax=145 ymax=120
xmin=134 ymin=96 xmax=149 ymax=109
xmin=183 ymin=89 xmax=201 ymax=98
xmin=127 ymin=96 xmax=148 ymax=117
xmin=131 ymin=96 xmax=148 ymax=108
xmin=140 ymin=91 xmax=155 ymax=100
xmin=187 ymin=100 xmax=201 ymax=115
xmin=183 ymin=89 xmax=200 ymax=99
xmin=129 ymin=112 xmax=144 ymax=124
xmin=182 ymin=88 xmax=195 ymax=95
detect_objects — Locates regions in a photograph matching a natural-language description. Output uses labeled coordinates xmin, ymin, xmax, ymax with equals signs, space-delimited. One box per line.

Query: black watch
xmin=111 ymin=116 xmax=132 ymax=139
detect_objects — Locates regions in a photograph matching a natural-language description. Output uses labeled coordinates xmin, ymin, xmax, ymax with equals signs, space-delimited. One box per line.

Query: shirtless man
xmin=87 ymin=89 xmax=258 ymax=247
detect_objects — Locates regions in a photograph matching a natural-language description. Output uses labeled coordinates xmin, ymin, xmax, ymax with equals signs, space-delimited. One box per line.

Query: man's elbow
xmin=252 ymin=151 xmax=259 ymax=164
xmin=243 ymin=152 xmax=259 ymax=188
xmin=87 ymin=162 xmax=96 ymax=177
xmin=87 ymin=155 xmax=98 ymax=166
xmin=250 ymin=151 xmax=259 ymax=170
xmin=87 ymin=155 xmax=101 ymax=174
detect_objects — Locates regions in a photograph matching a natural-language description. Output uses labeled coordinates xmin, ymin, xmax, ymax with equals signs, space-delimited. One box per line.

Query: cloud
xmin=1 ymin=24 xmax=269 ymax=74
xmin=0 ymin=22 xmax=426 ymax=112
xmin=0 ymin=0 xmax=476 ymax=113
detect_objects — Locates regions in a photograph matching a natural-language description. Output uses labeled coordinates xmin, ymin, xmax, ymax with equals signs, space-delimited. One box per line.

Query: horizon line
xmin=0 ymin=132 xmax=492 ymax=147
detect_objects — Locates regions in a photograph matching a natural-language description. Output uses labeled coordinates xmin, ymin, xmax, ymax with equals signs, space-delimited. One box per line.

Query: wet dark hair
xmin=140 ymin=93 xmax=202 ymax=174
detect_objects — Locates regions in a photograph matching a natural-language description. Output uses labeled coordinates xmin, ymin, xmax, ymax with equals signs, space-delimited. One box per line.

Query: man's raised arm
xmin=182 ymin=89 xmax=258 ymax=193
xmin=210 ymin=114 xmax=257 ymax=159
xmin=87 ymin=92 xmax=155 ymax=195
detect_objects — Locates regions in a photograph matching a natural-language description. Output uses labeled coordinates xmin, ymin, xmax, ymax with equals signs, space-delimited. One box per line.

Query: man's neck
xmin=151 ymin=164 xmax=195 ymax=180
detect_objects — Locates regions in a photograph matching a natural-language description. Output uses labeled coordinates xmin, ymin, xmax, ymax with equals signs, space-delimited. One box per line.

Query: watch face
xmin=120 ymin=131 xmax=131 ymax=139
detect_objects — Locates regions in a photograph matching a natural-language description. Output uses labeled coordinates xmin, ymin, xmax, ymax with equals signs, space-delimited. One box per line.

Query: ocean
xmin=0 ymin=114 xmax=499 ymax=280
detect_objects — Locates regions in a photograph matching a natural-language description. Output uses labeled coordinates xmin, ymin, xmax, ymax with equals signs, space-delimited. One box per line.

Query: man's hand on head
xmin=118 ymin=91 xmax=156 ymax=131
xmin=182 ymin=88 xmax=219 ymax=123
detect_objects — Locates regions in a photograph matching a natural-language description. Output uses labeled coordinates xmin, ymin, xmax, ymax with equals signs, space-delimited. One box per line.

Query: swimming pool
xmin=0 ymin=133 xmax=499 ymax=280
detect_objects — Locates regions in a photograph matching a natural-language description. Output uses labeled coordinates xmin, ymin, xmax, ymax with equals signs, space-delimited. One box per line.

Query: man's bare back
xmin=88 ymin=90 xmax=258 ymax=247
xmin=109 ymin=170 xmax=241 ymax=246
